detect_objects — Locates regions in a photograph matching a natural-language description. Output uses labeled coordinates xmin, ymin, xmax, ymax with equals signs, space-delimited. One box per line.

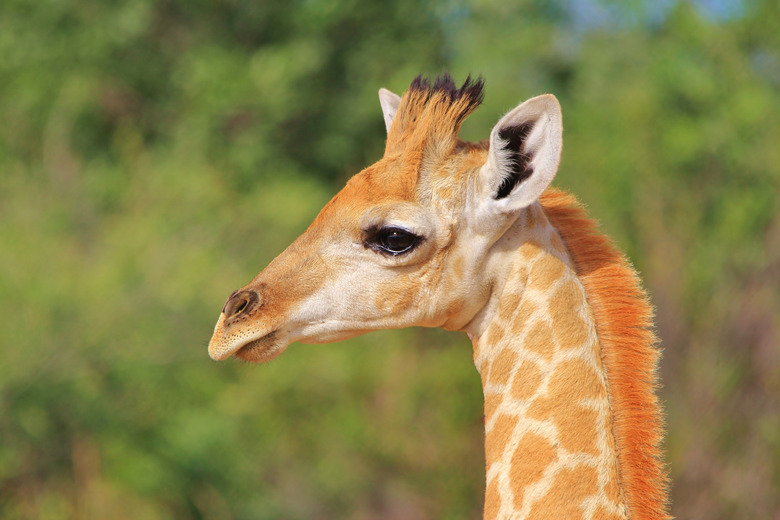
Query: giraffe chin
xmin=234 ymin=332 xmax=287 ymax=363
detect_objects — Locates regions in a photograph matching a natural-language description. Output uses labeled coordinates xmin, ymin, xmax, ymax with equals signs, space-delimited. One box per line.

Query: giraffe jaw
xmin=233 ymin=331 xmax=288 ymax=363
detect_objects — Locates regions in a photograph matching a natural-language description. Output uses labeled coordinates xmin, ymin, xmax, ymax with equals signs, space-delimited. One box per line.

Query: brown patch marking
xmin=510 ymin=360 xmax=543 ymax=401
xmin=520 ymin=319 xmax=555 ymax=361
xmin=556 ymin=406 xmax=600 ymax=456
xmin=520 ymin=240 xmax=542 ymax=261
xmin=510 ymin=298 xmax=538 ymax=335
xmin=526 ymin=465 xmax=598 ymax=520
xmin=483 ymin=476 xmax=501 ymax=520
xmin=485 ymin=323 xmax=507 ymax=348
xmin=485 ymin=413 xmax=518 ymax=463
xmin=593 ymin=505 xmax=627 ymax=520
xmin=549 ymin=279 xmax=590 ymax=350
xmin=526 ymin=358 xmax=604 ymax=456
xmin=555 ymin=358 xmax=605 ymax=399
xmin=488 ymin=348 xmax=517 ymax=386
xmin=509 ymin=432 xmax=558 ymax=510
xmin=484 ymin=392 xmax=503 ymax=421
xmin=498 ymin=290 xmax=523 ymax=322
xmin=528 ymin=253 xmax=567 ymax=292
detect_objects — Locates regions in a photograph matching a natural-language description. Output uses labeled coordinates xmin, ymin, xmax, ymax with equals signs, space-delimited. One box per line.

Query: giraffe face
xmin=208 ymin=157 xmax=483 ymax=362
xmin=208 ymin=76 xmax=562 ymax=362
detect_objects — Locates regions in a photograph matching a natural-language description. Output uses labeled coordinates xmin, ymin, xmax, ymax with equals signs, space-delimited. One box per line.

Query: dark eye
xmin=364 ymin=227 xmax=422 ymax=255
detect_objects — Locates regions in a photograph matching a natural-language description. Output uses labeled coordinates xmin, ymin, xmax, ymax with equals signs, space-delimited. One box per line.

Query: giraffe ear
xmin=479 ymin=94 xmax=563 ymax=212
xmin=378 ymin=88 xmax=401 ymax=134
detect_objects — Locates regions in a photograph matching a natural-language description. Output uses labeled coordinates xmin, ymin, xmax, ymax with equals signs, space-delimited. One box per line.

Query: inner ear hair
xmin=495 ymin=122 xmax=535 ymax=199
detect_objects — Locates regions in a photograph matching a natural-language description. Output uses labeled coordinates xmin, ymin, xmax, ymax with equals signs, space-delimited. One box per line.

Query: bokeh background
xmin=1 ymin=0 xmax=778 ymax=518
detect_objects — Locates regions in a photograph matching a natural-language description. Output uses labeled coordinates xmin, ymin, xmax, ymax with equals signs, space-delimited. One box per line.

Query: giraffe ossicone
xmin=208 ymin=74 xmax=670 ymax=520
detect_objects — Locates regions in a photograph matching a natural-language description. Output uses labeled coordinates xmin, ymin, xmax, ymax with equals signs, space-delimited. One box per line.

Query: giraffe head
xmin=208 ymin=75 xmax=562 ymax=362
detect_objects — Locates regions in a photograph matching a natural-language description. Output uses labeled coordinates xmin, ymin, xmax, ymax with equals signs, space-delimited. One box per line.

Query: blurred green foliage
xmin=1 ymin=0 xmax=778 ymax=518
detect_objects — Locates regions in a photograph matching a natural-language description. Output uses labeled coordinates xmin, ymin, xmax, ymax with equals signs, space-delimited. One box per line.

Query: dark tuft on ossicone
xmin=409 ymin=72 xmax=485 ymax=110
xmin=384 ymin=72 xmax=486 ymax=152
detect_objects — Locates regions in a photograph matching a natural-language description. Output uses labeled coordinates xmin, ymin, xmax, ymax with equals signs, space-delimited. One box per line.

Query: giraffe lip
xmin=234 ymin=331 xmax=285 ymax=363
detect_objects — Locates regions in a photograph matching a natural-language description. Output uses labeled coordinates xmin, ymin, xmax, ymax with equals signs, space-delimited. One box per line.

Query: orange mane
xmin=541 ymin=188 xmax=671 ymax=520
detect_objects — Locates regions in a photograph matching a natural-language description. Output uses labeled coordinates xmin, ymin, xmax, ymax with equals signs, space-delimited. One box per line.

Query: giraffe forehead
xmin=306 ymin=161 xmax=415 ymax=232
xmin=357 ymin=157 xmax=420 ymax=199
xmin=311 ymin=158 xmax=426 ymax=225
xmin=310 ymin=141 xmax=487 ymax=234
xmin=345 ymin=158 xmax=420 ymax=204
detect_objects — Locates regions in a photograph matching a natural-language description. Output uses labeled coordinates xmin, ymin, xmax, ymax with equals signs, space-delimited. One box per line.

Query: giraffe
xmin=208 ymin=74 xmax=670 ymax=520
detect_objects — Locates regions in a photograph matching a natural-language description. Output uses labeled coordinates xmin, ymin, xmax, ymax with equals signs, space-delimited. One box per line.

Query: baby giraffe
xmin=208 ymin=74 xmax=669 ymax=520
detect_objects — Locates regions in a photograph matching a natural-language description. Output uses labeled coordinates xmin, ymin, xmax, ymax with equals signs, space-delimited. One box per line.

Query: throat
xmin=470 ymin=227 xmax=628 ymax=520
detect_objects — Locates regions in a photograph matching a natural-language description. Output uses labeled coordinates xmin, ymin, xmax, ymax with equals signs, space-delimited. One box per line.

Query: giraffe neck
xmin=468 ymin=204 xmax=628 ymax=520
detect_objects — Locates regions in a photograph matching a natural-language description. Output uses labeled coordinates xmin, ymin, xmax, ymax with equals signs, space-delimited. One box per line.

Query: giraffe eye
xmin=364 ymin=227 xmax=422 ymax=255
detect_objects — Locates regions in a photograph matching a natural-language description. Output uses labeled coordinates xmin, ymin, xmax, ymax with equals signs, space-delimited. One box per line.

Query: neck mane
xmin=469 ymin=188 xmax=669 ymax=520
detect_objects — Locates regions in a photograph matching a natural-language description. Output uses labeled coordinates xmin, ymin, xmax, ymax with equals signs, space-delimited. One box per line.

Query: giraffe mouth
xmin=234 ymin=331 xmax=286 ymax=363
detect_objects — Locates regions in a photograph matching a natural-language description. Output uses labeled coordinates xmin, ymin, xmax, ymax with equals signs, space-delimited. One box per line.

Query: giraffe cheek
xmin=444 ymin=297 xmax=467 ymax=320
xmin=372 ymin=274 xmax=423 ymax=317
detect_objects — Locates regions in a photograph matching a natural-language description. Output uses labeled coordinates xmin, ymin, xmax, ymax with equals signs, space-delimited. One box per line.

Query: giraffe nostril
xmin=223 ymin=290 xmax=259 ymax=319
